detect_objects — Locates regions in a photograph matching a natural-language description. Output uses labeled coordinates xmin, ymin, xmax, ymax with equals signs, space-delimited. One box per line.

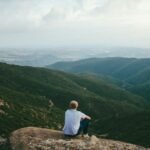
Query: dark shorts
xmin=64 ymin=118 xmax=90 ymax=137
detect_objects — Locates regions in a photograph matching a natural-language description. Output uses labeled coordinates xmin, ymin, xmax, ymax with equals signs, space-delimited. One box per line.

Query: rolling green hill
xmin=48 ymin=57 xmax=150 ymax=82
xmin=48 ymin=57 xmax=150 ymax=100
xmin=0 ymin=62 xmax=150 ymax=147
xmin=128 ymin=83 xmax=150 ymax=100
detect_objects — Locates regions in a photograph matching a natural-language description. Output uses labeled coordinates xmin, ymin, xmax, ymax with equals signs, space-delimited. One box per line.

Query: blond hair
xmin=69 ymin=100 xmax=78 ymax=109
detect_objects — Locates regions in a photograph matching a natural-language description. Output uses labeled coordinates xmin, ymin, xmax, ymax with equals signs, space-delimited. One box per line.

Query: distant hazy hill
xmin=48 ymin=57 xmax=150 ymax=82
xmin=0 ymin=49 xmax=59 ymax=67
xmin=0 ymin=63 xmax=150 ymax=147
xmin=48 ymin=57 xmax=150 ymax=100
xmin=1 ymin=46 xmax=150 ymax=67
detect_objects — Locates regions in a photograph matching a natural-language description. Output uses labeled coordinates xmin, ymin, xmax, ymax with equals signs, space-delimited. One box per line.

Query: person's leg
xmin=64 ymin=134 xmax=76 ymax=138
xmin=77 ymin=118 xmax=90 ymax=135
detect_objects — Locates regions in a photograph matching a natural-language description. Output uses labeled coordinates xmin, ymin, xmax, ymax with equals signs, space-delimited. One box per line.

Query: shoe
xmin=83 ymin=134 xmax=90 ymax=139
xmin=76 ymin=134 xmax=82 ymax=138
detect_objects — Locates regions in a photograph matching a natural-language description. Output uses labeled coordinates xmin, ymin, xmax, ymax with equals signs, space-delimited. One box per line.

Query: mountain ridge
xmin=0 ymin=62 xmax=150 ymax=147
xmin=48 ymin=57 xmax=150 ymax=100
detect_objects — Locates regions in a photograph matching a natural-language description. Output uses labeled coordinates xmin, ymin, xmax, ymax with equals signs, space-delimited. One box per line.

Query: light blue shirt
xmin=63 ymin=109 xmax=86 ymax=135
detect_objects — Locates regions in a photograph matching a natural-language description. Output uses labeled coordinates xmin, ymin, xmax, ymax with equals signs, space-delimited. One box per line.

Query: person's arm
xmin=81 ymin=113 xmax=91 ymax=120
xmin=80 ymin=111 xmax=91 ymax=120
xmin=83 ymin=115 xmax=91 ymax=120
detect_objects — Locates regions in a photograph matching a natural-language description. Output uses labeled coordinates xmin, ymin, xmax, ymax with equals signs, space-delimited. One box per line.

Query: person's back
xmin=63 ymin=100 xmax=91 ymax=137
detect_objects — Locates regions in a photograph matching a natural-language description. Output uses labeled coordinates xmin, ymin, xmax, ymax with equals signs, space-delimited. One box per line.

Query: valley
xmin=0 ymin=61 xmax=150 ymax=147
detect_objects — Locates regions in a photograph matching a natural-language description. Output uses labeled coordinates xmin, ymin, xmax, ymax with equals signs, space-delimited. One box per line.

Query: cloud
xmin=1 ymin=0 xmax=149 ymax=28
xmin=43 ymin=8 xmax=66 ymax=23
xmin=0 ymin=0 xmax=53 ymax=32
xmin=0 ymin=0 xmax=150 ymax=48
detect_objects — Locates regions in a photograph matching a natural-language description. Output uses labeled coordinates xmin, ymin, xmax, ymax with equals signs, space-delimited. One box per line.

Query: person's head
xmin=69 ymin=100 xmax=78 ymax=109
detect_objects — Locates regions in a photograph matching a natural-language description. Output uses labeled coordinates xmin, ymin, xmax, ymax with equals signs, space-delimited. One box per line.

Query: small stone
xmin=90 ymin=135 xmax=99 ymax=145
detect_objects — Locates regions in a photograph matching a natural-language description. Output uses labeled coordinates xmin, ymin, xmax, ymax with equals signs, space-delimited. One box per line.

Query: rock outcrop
xmin=0 ymin=99 xmax=9 ymax=115
xmin=9 ymin=127 xmax=149 ymax=150
xmin=0 ymin=136 xmax=8 ymax=150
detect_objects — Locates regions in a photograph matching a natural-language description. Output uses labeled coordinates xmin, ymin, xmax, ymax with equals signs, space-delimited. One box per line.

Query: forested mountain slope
xmin=48 ymin=57 xmax=150 ymax=83
xmin=48 ymin=57 xmax=150 ymax=100
xmin=0 ymin=62 xmax=150 ymax=147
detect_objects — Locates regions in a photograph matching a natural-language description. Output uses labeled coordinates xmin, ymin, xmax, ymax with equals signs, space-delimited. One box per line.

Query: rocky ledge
xmin=9 ymin=127 xmax=149 ymax=150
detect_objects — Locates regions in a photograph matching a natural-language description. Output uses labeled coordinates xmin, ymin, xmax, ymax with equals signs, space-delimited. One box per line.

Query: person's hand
xmin=85 ymin=115 xmax=91 ymax=120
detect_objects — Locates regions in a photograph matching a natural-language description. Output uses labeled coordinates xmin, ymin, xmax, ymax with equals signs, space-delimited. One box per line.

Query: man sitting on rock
xmin=63 ymin=100 xmax=91 ymax=138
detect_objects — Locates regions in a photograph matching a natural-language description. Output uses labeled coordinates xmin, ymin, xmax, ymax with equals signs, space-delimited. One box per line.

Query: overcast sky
xmin=0 ymin=0 xmax=150 ymax=48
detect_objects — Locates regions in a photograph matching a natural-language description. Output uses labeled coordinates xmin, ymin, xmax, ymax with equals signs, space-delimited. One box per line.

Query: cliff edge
xmin=9 ymin=127 xmax=148 ymax=150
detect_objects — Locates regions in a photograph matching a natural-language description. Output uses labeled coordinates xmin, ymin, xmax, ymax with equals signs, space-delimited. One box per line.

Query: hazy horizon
xmin=0 ymin=46 xmax=150 ymax=67
xmin=0 ymin=0 xmax=150 ymax=49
